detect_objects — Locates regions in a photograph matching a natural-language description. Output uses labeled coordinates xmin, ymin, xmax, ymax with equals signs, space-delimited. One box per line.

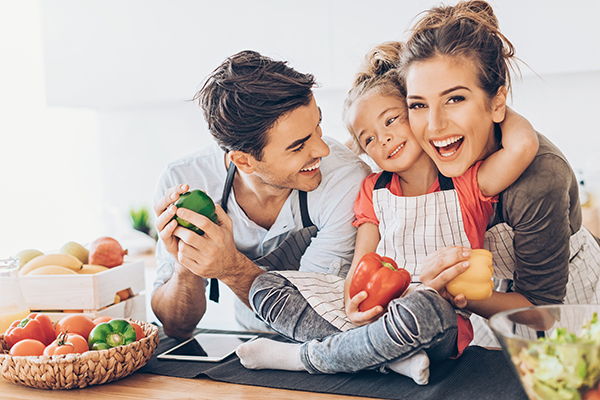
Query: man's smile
xmin=300 ymin=160 xmax=320 ymax=172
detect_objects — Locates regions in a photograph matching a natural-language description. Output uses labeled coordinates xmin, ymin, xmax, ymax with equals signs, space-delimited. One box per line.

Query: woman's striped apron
xmin=477 ymin=222 xmax=600 ymax=346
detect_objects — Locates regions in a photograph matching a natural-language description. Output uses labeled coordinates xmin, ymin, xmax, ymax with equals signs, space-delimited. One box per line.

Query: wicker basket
xmin=0 ymin=319 xmax=159 ymax=390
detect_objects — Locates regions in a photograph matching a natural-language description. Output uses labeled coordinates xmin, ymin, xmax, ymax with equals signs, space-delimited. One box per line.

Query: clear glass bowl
xmin=490 ymin=304 xmax=600 ymax=400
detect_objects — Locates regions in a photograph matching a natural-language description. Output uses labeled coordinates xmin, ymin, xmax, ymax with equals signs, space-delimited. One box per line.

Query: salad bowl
xmin=490 ymin=304 xmax=600 ymax=400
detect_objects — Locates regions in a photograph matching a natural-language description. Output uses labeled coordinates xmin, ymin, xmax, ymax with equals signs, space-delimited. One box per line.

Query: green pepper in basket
xmin=88 ymin=319 xmax=137 ymax=350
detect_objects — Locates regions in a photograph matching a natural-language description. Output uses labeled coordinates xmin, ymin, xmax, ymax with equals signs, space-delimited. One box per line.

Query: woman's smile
xmin=431 ymin=135 xmax=464 ymax=158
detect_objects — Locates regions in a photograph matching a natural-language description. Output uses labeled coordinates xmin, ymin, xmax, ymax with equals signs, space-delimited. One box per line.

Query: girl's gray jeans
xmin=249 ymin=272 xmax=459 ymax=374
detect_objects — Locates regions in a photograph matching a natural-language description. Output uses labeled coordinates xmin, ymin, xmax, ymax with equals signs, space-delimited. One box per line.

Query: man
xmin=151 ymin=50 xmax=371 ymax=340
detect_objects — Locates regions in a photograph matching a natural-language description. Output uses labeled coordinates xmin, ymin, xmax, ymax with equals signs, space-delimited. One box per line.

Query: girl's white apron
xmin=277 ymin=172 xmax=473 ymax=332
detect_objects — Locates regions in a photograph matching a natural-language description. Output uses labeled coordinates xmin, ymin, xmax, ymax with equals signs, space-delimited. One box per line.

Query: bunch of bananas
xmin=18 ymin=254 xmax=110 ymax=276
xmin=15 ymin=242 xmax=111 ymax=276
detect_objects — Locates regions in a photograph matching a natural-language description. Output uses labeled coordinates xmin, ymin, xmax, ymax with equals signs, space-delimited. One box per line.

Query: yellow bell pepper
xmin=446 ymin=249 xmax=494 ymax=301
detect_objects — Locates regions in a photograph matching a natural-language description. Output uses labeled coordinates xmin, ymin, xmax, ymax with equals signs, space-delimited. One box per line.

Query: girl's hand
xmin=420 ymin=246 xmax=471 ymax=308
xmin=154 ymin=184 xmax=190 ymax=257
xmin=345 ymin=291 xmax=385 ymax=326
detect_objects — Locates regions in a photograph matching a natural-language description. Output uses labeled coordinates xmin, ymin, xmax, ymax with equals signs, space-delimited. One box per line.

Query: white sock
xmin=237 ymin=337 xmax=430 ymax=385
xmin=236 ymin=338 xmax=305 ymax=371
xmin=386 ymin=350 xmax=430 ymax=385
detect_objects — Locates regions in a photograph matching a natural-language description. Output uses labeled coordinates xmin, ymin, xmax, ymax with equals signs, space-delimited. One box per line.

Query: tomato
xmin=55 ymin=314 xmax=96 ymax=340
xmin=43 ymin=332 xmax=89 ymax=356
xmin=9 ymin=339 xmax=45 ymax=356
xmin=129 ymin=321 xmax=145 ymax=341
xmin=93 ymin=316 xmax=114 ymax=325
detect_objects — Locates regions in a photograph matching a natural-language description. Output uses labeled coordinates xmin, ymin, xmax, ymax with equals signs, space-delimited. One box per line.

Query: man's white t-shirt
xmin=153 ymin=137 xmax=371 ymax=329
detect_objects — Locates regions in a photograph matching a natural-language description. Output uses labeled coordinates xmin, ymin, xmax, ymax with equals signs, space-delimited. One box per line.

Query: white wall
xmin=512 ymin=70 xmax=600 ymax=193
xmin=0 ymin=1 xmax=104 ymax=256
xmin=2 ymin=0 xmax=600 ymax=257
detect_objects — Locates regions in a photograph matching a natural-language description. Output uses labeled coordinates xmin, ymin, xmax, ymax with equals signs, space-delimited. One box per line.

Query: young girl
xmin=238 ymin=39 xmax=537 ymax=384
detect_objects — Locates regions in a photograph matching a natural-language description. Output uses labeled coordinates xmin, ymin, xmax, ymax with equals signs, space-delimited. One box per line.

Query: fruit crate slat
xmin=20 ymin=260 xmax=145 ymax=310
xmin=36 ymin=294 xmax=147 ymax=324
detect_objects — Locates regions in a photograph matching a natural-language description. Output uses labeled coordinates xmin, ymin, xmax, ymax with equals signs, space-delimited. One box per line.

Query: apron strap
xmin=374 ymin=171 xmax=393 ymax=189
xmin=207 ymin=160 xmax=238 ymax=303
xmin=374 ymin=171 xmax=456 ymax=192
xmin=221 ymin=161 xmax=237 ymax=214
xmin=211 ymin=162 xmax=314 ymax=302
xmin=299 ymin=190 xmax=314 ymax=229
xmin=438 ymin=173 xmax=455 ymax=191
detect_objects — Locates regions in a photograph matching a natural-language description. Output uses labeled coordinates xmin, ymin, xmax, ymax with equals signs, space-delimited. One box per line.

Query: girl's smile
xmin=388 ymin=142 xmax=405 ymax=159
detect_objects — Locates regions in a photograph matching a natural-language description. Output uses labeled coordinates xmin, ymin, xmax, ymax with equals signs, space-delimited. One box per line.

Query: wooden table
xmin=0 ymin=372 xmax=373 ymax=400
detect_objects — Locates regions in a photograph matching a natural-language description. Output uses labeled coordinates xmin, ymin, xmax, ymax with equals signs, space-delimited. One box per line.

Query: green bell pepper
xmin=88 ymin=319 xmax=137 ymax=350
xmin=174 ymin=189 xmax=219 ymax=235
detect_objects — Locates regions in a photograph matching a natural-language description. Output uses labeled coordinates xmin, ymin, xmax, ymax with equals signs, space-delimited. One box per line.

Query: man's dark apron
xmin=216 ymin=164 xmax=318 ymax=331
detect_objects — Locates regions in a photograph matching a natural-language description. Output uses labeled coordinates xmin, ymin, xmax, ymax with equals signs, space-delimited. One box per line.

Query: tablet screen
xmin=157 ymin=333 xmax=258 ymax=362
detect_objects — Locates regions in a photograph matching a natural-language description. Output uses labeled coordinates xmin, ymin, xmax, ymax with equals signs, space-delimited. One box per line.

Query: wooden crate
xmin=40 ymin=294 xmax=147 ymax=324
xmin=20 ymin=260 xmax=145 ymax=311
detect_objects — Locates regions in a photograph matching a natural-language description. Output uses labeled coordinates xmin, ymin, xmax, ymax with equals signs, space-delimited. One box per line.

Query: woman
xmin=238 ymin=0 xmax=600 ymax=377
xmin=400 ymin=0 xmax=600 ymax=345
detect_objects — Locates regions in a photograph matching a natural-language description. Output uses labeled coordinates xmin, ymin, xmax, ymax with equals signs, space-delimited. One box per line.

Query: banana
xmin=78 ymin=264 xmax=110 ymax=274
xmin=23 ymin=265 xmax=79 ymax=276
xmin=19 ymin=253 xmax=83 ymax=275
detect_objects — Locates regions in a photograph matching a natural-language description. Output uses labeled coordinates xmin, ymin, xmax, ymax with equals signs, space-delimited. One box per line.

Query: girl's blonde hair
xmin=343 ymin=41 xmax=406 ymax=154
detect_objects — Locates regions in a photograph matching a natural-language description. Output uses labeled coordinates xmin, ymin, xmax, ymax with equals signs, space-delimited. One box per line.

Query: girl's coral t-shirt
xmin=353 ymin=161 xmax=497 ymax=249
xmin=352 ymin=161 xmax=496 ymax=357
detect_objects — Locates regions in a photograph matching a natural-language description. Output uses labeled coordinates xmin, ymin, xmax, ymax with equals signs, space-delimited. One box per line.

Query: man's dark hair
xmin=195 ymin=50 xmax=317 ymax=161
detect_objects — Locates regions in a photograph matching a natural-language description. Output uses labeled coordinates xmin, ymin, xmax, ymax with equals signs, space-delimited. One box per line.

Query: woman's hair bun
xmin=459 ymin=0 xmax=498 ymax=28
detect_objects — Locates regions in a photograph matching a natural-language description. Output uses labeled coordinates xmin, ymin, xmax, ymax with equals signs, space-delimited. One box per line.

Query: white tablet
xmin=157 ymin=332 xmax=259 ymax=362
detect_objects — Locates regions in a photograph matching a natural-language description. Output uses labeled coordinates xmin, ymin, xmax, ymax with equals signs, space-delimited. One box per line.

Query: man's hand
xmin=172 ymin=204 xmax=264 ymax=308
xmin=172 ymin=204 xmax=240 ymax=280
xmin=345 ymin=291 xmax=384 ymax=326
xmin=154 ymin=184 xmax=190 ymax=257
xmin=419 ymin=246 xmax=471 ymax=308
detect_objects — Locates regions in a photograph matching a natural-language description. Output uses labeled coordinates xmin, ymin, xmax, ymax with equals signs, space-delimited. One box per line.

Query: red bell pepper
xmin=5 ymin=313 xmax=55 ymax=348
xmin=349 ymin=252 xmax=411 ymax=312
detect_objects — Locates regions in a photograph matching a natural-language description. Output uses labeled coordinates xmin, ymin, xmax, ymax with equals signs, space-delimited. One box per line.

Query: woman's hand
xmin=154 ymin=184 xmax=190 ymax=257
xmin=420 ymin=246 xmax=472 ymax=308
xmin=345 ymin=291 xmax=385 ymax=326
